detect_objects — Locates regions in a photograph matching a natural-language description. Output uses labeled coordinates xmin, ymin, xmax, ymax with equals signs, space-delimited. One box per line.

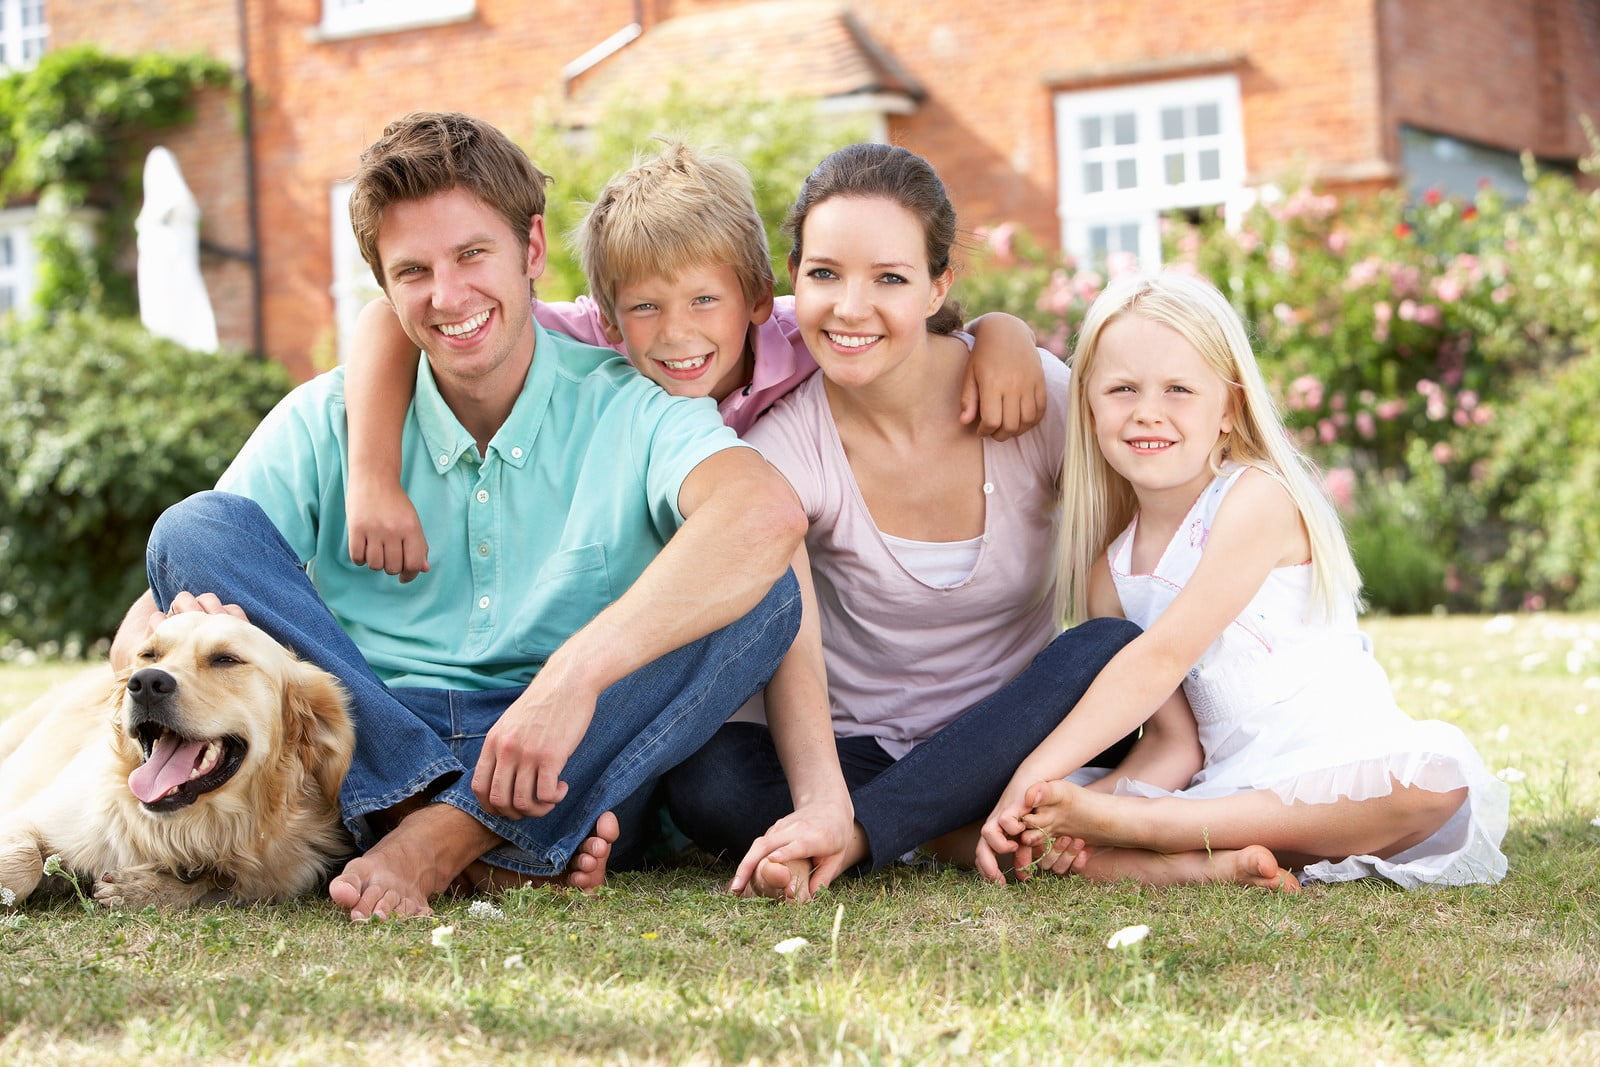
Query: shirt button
xmin=477 ymin=542 xmax=490 ymax=557
xmin=439 ymin=453 xmax=450 ymax=466
xmin=982 ymin=482 xmax=994 ymax=494
xmin=475 ymin=489 xmax=489 ymax=503
xmin=511 ymin=446 xmax=524 ymax=459
xmin=478 ymin=596 xmax=490 ymax=609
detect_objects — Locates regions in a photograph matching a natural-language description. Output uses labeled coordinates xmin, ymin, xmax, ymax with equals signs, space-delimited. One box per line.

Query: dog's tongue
xmin=128 ymin=735 xmax=207 ymax=803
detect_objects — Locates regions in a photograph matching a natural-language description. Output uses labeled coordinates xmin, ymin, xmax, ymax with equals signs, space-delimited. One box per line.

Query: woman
xmin=663 ymin=144 xmax=1199 ymax=898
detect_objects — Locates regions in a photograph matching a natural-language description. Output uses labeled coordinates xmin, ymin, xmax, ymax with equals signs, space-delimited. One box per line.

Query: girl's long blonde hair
xmin=1057 ymin=271 xmax=1362 ymax=623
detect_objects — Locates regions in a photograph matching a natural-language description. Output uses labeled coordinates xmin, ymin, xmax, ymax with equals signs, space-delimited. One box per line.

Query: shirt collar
xmin=414 ymin=319 xmax=557 ymax=474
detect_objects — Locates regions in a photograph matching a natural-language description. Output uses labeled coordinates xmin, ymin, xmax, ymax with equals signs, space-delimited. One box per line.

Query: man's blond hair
xmin=576 ymin=140 xmax=775 ymax=325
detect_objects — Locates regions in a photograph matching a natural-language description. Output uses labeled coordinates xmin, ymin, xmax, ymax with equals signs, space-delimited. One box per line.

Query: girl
xmin=665 ymin=145 xmax=1201 ymax=899
xmin=977 ymin=271 xmax=1508 ymax=890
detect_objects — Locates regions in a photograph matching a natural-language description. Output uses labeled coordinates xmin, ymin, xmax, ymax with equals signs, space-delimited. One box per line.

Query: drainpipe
xmin=561 ymin=0 xmax=644 ymax=93
xmin=236 ymin=0 xmax=265 ymax=357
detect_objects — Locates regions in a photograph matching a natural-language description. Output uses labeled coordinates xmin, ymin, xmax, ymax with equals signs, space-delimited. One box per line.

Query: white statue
xmin=136 ymin=146 xmax=219 ymax=352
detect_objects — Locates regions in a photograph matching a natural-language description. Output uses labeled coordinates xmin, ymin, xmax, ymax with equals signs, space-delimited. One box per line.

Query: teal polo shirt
xmin=217 ymin=320 xmax=747 ymax=690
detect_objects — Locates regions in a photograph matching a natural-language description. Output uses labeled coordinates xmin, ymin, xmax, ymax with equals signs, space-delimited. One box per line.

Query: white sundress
xmin=1103 ymin=465 xmax=1509 ymax=887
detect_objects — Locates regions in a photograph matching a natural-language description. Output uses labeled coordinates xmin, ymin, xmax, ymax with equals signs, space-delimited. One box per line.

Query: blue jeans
xmin=146 ymin=491 xmax=802 ymax=876
xmin=663 ymin=617 xmax=1142 ymax=872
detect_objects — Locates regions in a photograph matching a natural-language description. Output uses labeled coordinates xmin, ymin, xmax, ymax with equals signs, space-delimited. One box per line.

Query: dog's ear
xmin=280 ymin=660 xmax=356 ymax=808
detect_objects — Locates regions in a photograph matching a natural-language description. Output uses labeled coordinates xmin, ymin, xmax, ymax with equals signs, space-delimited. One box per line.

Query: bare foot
xmin=455 ymin=811 xmax=620 ymax=897
xmin=743 ymin=855 xmax=812 ymax=901
xmin=1082 ymin=843 xmax=1301 ymax=890
xmin=329 ymin=803 xmax=496 ymax=921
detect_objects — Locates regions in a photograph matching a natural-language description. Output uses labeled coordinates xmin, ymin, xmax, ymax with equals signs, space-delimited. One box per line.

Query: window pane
xmin=1083 ymin=161 xmax=1104 ymax=194
xmin=1080 ymin=115 xmax=1102 ymax=150
xmin=0 ymin=286 xmax=14 ymax=313
xmin=1115 ymin=158 xmax=1137 ymax=189
xmin=1196 ymin=102 xmax=1221 ymax=137
xmin=1199 ymin=148 xmax=1221 ymax=181
xmin=1112 ymin=112 xmax=1136 ymax=146
xmin=1161 ymin=107 xmax=1184 ymax=140
xmin=1118 ymin=223 xmax=1141 ymax=252
xmin=1089 ymin=226 xmax=1109 ymax=260
xmin=0 ymin=234 xmax=11 ymax=267
xmin=1164 ymin=153 xmax=1185 ymax=185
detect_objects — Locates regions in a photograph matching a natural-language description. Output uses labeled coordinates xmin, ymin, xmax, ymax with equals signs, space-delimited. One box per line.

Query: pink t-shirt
xmin=534 ymin=294 xmax=816 ymax=436
xmin=743 ymin=350 xmax=1071 ymax=757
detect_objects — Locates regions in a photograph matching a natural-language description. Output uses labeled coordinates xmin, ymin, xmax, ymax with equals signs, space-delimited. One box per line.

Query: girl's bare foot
xmin=1083 ymin=843 xmax=1301 ymax=891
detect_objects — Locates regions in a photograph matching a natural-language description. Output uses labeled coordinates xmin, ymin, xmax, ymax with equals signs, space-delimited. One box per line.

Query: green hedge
xmin=0 ymin=313 xmax=290 ymax=649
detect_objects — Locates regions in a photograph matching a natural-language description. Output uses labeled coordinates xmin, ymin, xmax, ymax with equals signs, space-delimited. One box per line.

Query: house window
xmin=0 ymin=208 xmax=37 ymax=318
xmin=1400 ymin=126 xmax=1531 ymax=202
xmin=0 ymin=0 xmax=48 ymax=72
xmin=329 ymin=182 xmax=384 ymax=364
xmin=1054 ymin=73 xmax=1245 ymax=268
xmin=319 ymin=0 xmax=474 ymax=39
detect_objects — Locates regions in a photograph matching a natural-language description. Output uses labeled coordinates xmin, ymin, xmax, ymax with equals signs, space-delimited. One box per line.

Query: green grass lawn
xmin=2 ymin=613 xmax=1597 ymax=1065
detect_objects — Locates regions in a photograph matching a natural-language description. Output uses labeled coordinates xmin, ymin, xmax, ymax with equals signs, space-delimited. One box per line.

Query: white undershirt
xmin=880 ymin=532 xmax=983 ymax=588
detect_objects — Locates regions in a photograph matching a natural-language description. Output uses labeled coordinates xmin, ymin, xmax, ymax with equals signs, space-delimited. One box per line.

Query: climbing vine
xmin=0 ymin=45 xmax=234 ymax=316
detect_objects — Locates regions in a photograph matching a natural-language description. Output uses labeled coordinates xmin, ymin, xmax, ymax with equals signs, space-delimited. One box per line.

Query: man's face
xmin=377 ymin=187 xmax=545 ymax=399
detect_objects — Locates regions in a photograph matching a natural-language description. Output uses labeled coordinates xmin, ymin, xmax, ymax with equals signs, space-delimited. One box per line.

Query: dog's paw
xmin=94 ymin=867 xmax=208 ymax=910
xmin=0 ymin=838 xmax=45 ymax=905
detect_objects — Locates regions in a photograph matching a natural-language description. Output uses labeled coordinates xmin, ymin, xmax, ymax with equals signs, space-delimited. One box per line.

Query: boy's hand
xmin=347 ymin=480 xmax=430 ymax=583
xmin=962 ymin=312 xmax=1047 ymax=442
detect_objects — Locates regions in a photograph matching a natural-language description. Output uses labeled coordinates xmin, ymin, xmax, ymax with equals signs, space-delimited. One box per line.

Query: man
xmin=110 ymin=111 xmax=806 ymax=920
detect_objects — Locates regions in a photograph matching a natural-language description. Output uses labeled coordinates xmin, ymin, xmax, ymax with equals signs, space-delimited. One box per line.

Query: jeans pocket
xmin=512 ymin=542 xmax=614 ymax=658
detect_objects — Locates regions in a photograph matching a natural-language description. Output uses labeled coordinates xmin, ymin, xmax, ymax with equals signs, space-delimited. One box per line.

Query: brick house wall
xmin=40 ymin=0 xmax=1600 ymax=379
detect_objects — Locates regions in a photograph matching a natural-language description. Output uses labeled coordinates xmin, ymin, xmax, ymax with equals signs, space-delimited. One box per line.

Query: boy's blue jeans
xmin=145 ymin=491 xmax=801 ymax=877
xmin=663 ymin=616 xmax=1142 ymax=872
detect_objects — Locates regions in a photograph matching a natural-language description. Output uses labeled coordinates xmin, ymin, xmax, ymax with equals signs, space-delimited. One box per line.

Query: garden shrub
xmin=0 ymin=313 xmax=290 ymax=649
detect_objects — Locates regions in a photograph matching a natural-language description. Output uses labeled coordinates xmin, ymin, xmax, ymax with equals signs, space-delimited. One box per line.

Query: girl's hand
xmin=975 ymin=783 xmax=1038 ymax=884
xmin=347 ymin=479 xmax=430 ymax=583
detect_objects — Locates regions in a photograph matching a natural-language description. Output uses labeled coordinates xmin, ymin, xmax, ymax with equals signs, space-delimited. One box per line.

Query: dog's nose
xmin=127 ymin=667 xmax=178 ymax=707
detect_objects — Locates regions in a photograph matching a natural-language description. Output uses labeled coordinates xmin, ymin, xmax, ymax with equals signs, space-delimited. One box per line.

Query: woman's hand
xmin=728 ymin=797 xmax=855 ymax=902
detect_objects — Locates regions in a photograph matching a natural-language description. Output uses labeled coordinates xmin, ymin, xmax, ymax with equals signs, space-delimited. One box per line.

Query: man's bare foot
xmin=742 ymin=855 xmax=812 ymax=901
xmin=1082 ymin=843 xmax=1301 ymax=891
xmin=455 ymin=811 xmax=620 ymax=897
xmin=329 ymin=803 xmax=497 ymax=921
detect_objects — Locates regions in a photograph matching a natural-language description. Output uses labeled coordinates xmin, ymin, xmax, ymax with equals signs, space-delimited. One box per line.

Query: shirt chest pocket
xmin=513 ymin=543 xmax=615 ymax=658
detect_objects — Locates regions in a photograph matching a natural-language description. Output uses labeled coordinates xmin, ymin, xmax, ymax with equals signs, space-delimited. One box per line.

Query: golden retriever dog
xmin=0 ymin=611 xmax=355 ymax=909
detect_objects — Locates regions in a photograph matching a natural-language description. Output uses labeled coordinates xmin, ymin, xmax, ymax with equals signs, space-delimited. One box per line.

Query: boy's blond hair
xmin=1058 ymin=271 xmax=1363 ymax=623
xmin=576 ymin=140 xmax=775 ymax=326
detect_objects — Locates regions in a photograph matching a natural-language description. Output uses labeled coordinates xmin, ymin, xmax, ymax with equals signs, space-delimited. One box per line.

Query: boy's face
xmin=604 ymin=263 xmax=773 ymax=402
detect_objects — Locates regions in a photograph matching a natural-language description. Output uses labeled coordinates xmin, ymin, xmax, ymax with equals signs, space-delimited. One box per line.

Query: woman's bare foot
xmin=454 ymin=810 xmax=620 ymax=896
xmin=329 ymin=803 xmax=497 ymax=921
xmin=742 ymin=855 xmax=814 ymax=901
xmin=1082 ymin=843 xmax=1301 ymax=891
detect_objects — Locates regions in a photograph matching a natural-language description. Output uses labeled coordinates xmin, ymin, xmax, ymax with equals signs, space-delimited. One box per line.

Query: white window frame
xmin=0 ymin=206 xmax=38 ymax=319
xmin=1054 ymin=73 xmax=1245 ymax=269
xmin=318 ymin=0 xmax=474 ymax=40
xmin=329 ymin=182 xmax=384 ymax=364
xmin=0 ymin=0 xmax=49 ymax=73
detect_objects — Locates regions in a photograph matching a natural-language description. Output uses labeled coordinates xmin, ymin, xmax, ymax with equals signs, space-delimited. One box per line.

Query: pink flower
xmin=1473 ymin=405 xmax=1494 ymax=425
xmin=1327 ymin=228 xmax=1350 ymax=255
xmin=1287 ymin=375 xmax=1324 ymax=411
xmin=982 ymin=222 xmax=1017 ymax=265
xmin=1398 ymin=299 xmax=1419 ymax=322
xmin=1106 ymin=251 xmax=1140 ymax=279
xmin=1376 ymin=399 xmax=1407 ymax=420
xmin=1432 ymin=442 xmax=1454 ymax=463
xmin=1433 ymin=277 xmax=1463 ymax=304
xmin=1318 ymin=419 xmax=1338 ymax=444
xmin=1355 ymin=410 xmax=1376 ymax=439
xmin=1324 ymin=467 xmax=1356 ymax=511
xmin=1492 ymin=285 xmax=1514 ymax=305
xmin=1236 ymin=229 xmax=1261 ymax=253
xmin=1414 ymin=303 xmax=1442 ymax=327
